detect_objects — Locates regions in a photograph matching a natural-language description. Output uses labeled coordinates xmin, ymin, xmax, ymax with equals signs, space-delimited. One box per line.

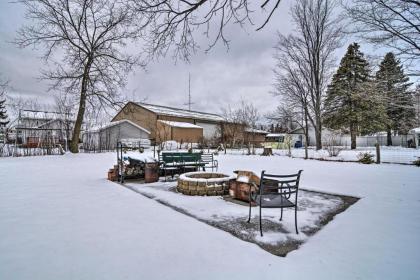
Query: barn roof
xmin=137 ymin=102 xmax=224 ymax=123
xmin=88 ymin=119 xmax=151 ymax=134
xmin=158 ymin=120 xmax=203 ymax=129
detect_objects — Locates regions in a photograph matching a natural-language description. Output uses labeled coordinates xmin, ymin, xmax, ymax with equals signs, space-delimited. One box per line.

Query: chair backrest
xmin=259 ymin=170 xmax=303 ymax=200
xmin=183 ymin=153 xmax=200 ymax=162
xmin=160 ymin=152 xmax=201 ymax=163
xmin=200 ymin=153 xmax=213 ymax=163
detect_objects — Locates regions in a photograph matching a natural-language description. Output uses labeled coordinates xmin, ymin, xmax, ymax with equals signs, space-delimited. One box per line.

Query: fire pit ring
xmin=177 ymin=171 xmax=236 ymax=196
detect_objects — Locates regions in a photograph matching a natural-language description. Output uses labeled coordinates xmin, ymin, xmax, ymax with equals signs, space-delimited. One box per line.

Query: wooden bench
xmin=159 ymin=152 xmax=218 ymax=179
xmin=159 ymin=152 xmax=204 ymax=180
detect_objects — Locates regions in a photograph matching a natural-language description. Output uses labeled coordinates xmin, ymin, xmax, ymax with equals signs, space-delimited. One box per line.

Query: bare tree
xmin=268 ymin=105 xmax=309 ymax=159
xmin=238 ymin=100 xmax=260 ymax=155
xmin=6 ymin=95 xmax=44 ymax=122
xmin=344 ymin=0 xmax=420 ymax=73
xmin=53 ymin=93 xmax=77 ymax=150
xmin=273 ymin=0 xmax=343 ymax=150
xmin=15 ymin=0 xmax=143 ymax=153
xmin=221 ymin=105 xmax=244 ymax=149
xmin=131 ymin=0 xmax=283 ymax=60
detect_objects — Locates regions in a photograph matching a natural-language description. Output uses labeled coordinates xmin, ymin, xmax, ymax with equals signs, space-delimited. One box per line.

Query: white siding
xmin=84 ymin=121 xmax=150 ymax=150
xmin=196 ymin=122 xmax=220 ymax=139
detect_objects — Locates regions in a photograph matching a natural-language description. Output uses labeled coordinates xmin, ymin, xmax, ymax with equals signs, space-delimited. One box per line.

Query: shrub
xmin=357 ymin=152 xmax=375 ymax=164
xmin=324 ymin=133 xmax=344 ymax=157
xmin=413 ymin=157 xmax=420 ymax=167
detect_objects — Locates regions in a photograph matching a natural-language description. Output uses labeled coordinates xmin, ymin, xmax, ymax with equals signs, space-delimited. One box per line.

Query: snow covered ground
xmin=273 ymin=146 xmax=420 ymax=164
xmin=125 ymin=180 xmax=353 ymax=256
xmin=1 ymin=152 xmax=420 ymax=279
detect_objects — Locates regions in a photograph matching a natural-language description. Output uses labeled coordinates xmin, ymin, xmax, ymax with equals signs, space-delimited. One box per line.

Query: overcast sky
xmin=0 ymin=0 xmax=414 ymax=122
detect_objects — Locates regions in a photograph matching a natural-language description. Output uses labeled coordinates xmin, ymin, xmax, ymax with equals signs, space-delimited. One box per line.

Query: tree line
xmin=272 ymin=0 xmax=419 ymax=151
xmin=1 ymin=0 xmax=418 ymax=153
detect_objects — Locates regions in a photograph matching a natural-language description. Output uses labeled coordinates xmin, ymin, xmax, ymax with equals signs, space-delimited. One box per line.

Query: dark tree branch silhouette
xmin=131 ymin=0 xmax=282 ymax=60
xmin=345 ymin=0 xmax=420 ymax=74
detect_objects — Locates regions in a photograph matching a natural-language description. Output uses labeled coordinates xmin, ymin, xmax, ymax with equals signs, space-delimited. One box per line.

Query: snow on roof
xmin=137 ymin=103 xmax=224 ymax=122
xmin=158 ymin=120 xmax=203 ymax=129
xmin=20 ymin=110 xmax=73 ymax=121
xmin=409 ymin=127 xmax=420 ymax=134
xmin=266 ymin=133 xmax=287 ymax=137
xmin=245 ymin=128 xmax=269 ymax=134
xmin=87 ymin=119 xmax=151 ymax=134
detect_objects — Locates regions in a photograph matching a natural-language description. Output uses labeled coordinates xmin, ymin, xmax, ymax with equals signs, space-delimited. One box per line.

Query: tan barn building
xmin=112 ymin=102 xmax=224 ymax=143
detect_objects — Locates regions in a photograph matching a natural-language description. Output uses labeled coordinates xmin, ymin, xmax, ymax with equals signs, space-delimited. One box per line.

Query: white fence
xmin=324 ymin=135 xmax=416 ymax=148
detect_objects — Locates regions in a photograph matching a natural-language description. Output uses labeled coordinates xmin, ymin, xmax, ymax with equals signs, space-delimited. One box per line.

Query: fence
xmin=0 ymin=143 xmax=64 ymax=157
xmin=273 ymin=145 xmax=419 ymax=165
xmin=329 ymin=135 xmax=416 ymax=148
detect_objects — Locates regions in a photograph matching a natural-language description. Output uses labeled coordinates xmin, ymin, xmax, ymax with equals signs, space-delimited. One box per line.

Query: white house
xmin=10 ymin=110 xmax=74 ymax=149
xmin=83 ymin=119 xmax=151 ymax=151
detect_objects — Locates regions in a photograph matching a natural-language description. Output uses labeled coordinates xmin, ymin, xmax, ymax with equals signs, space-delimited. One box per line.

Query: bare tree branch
xmin=131 ymin=0 xmax=284 ymax=61
xmin=345 ymin=0 xmax=420 ymax=73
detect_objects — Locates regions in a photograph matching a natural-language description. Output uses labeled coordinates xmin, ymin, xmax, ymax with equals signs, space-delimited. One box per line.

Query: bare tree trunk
xmin=315 ymin=115 xmax=322 ymax=150
xmin=350 ymin=123 xmax=357 ymax=150
xmin=70 ymin=60 xmax=92 ymax=153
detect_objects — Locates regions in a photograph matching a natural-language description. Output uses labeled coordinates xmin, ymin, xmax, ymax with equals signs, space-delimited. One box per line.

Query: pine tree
xmin=0 ymin=83 xmax=9 ymax=128
xmin=375 ymin=52 xmax=414 ymax=146
xmin=323 ymin=43 xmax=386 ymax=149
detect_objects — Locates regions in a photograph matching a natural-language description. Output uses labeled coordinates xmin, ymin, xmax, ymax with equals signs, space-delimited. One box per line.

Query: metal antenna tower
xmin=183 ymin=73 xmax=194 ymax=111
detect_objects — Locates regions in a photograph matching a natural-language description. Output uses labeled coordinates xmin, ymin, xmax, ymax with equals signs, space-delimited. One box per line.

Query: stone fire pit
xmin=177 ymin=172 xmax=235 ymax=196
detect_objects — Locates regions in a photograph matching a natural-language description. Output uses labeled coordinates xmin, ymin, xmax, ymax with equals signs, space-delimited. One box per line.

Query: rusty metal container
xmin=145 ymin=162 xmax=159 ymax=183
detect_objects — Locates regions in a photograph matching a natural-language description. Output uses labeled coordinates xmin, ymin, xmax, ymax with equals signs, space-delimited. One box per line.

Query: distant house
xmin=244 ymin=128 xmax=269 ymax=146
xmin=83 ymin=119 xmax=151 ymax=151
xmin=12 ymin=110 xmax=74 ymax=149
xmin=415 ymin=91 xmax=420 ymax=127
xmin=289 ymin=126 xmax=328 ymax=147
xmin=112 ymin=102 xmax=225 ymax=143
xmin=265 ymin=133 xmax=303 ymax=148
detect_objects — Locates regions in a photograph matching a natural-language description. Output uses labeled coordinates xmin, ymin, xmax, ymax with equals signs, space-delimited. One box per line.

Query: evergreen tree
xmin=324 ymin=43 xmax=386 ymax=149
xmin=375 ymin=52 xmax=414 ymax=145
xmin=0 ymin=82 xmax=9 ymax=128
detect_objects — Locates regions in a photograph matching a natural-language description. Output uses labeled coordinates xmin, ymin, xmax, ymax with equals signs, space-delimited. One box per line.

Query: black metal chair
xmin=247 ymin=170 xmax=303 ymax=236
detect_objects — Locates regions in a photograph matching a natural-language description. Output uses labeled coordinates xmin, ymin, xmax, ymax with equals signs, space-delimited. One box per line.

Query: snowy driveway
xmin=1 ymin=153 xmax=420 ymax=279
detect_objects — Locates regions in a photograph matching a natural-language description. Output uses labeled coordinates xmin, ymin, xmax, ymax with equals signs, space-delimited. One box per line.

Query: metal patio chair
xmin=247 ymin=170 xmax=303 ymax=236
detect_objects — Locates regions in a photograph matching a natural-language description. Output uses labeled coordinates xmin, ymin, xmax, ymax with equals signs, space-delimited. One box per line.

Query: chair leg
xmin=259 ymin=206 xmax=263 ymax=237
xmin=295 ymin=206 xmax=299 ymax=234
xmin=280 ymin=207 xmax=283 ymax=221
xmin=247 ymin=201 xmax=251 ymax=223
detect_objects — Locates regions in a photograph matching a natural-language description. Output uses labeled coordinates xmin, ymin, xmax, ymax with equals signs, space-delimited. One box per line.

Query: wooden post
xmin=375 ymin=142 xmax=381 ymax=164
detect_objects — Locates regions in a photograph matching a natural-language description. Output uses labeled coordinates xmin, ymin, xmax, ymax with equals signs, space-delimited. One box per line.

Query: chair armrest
xmin=249 ymin=182 xmax=258 ymax=201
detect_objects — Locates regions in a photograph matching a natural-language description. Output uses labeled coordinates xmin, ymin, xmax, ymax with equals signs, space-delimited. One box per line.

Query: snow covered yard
xmin=1 ymin=152 xmax=420 ymax=279
xmin=125 ymin=180 xmax=357 ymax=256
xmin=273 ymin=146 xmax=420 ymax=164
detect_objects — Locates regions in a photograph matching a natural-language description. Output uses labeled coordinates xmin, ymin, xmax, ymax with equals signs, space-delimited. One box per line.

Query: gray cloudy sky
xmin=0 ymin=0 xmax=398 ymax=121
xmin=0 ymin=0 xmax=297 ymax=119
